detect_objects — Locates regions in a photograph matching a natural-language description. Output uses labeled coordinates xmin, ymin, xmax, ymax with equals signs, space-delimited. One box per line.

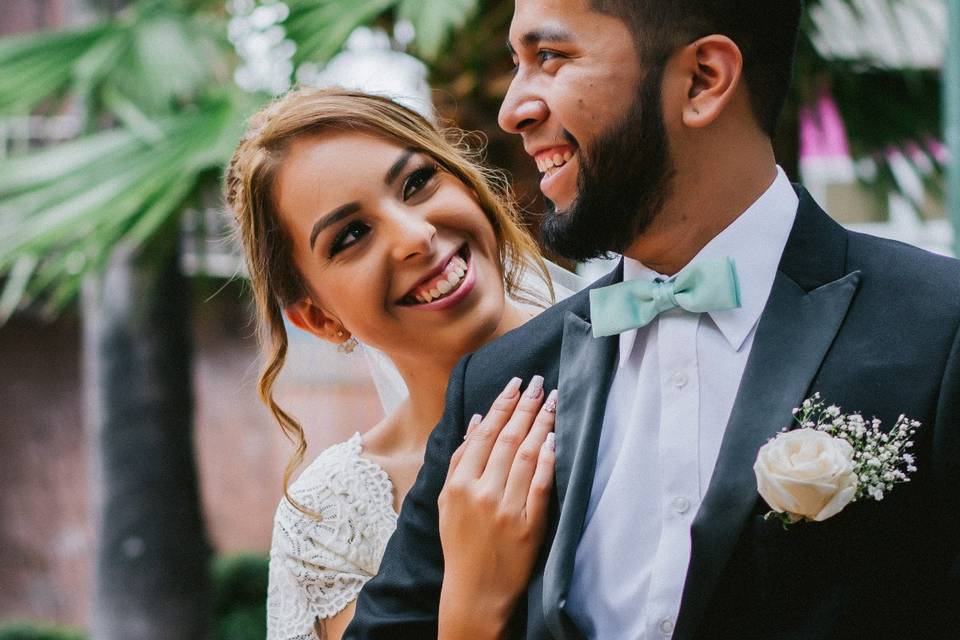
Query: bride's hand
xmin=437 ymin=375 xmax=557 ymax=640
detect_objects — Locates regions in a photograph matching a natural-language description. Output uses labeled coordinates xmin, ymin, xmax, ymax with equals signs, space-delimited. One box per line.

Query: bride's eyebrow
xmin=309 ymin=202 xmax=360 ymax=250
xmin=308 ymin=148 xmax=420 ymax=249
xmin=384 ymin=148 xmax=417 ymax=185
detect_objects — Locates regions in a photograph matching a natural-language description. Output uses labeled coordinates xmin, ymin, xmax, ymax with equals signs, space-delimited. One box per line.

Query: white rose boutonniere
xmin=754 ymin=394 xmax=920 ymax=527
xmin=755 ymin=429 xmax=857 ymax=523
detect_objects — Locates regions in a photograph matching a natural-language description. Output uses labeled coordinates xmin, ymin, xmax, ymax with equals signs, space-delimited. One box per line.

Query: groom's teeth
xmin=537 ymin=150 xmax=575 ymax=174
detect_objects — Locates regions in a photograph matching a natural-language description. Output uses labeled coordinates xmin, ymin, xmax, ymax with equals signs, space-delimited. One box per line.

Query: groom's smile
xmin=532 ymin=142 xmax=579 ymax=206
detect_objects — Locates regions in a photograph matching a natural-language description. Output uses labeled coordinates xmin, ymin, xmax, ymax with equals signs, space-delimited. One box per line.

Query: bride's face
xmin=273 ymin=132 xmax=508 ymax=363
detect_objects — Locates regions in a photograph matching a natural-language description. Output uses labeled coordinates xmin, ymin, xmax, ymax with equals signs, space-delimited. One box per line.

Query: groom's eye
xmin=537 ymin=49 xmax=564 ymax=64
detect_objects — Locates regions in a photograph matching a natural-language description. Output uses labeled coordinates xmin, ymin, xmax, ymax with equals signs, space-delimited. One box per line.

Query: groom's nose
xmin=498 ymin=85 xmax=548 ymax=134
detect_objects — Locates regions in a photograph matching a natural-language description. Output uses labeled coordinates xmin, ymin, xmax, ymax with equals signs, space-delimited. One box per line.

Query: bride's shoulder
xmin=282 ymin=432 xmax=394 ymax=516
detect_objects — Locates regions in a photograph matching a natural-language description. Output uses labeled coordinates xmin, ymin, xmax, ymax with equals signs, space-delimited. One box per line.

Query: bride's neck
xmin=388 ymin=302 xmax=532 ymax=450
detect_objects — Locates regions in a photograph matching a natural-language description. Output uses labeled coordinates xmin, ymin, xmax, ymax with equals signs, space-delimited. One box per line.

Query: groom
xmin=348 ymin=1 xmax=960 ymax=638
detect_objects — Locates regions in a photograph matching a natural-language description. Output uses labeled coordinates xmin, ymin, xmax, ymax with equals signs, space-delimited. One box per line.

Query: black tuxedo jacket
xmin=346 ymin=188 xmax=960 ymax=639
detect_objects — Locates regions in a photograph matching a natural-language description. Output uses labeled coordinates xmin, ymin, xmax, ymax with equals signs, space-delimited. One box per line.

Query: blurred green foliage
xmin=0 ymin=622 xmax=85 ymax=640
xmin=212 ymin=553 xmax=270 ymax=640
xmin=0 ymin=553 xmax=271 ymax=640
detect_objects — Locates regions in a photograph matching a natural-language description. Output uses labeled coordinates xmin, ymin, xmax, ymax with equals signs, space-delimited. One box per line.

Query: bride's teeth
xmin=553 ymin=153 xmax=563 ymax=165
xmin=563 ymin=150 xmax=573 ymax=162
xmin=408 ymin=253 xmax=471 ymax=305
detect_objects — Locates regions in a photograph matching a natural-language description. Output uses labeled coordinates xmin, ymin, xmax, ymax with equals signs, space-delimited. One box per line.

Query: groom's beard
xmin=540 ymin=64 xmax=675 ymax=262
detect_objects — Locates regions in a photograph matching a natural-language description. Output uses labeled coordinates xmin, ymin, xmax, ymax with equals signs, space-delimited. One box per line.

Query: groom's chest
xmin=594 ymin=309 xmax=754 ymax=500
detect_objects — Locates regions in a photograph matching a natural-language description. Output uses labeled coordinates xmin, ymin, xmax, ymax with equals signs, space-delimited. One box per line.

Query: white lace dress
xmin=266 ymin=432 xmax=399 ymax=640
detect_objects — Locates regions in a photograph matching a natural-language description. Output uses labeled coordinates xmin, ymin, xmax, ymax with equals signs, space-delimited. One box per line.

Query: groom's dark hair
xmin=590 ymin=0 xmax=804 ymax=138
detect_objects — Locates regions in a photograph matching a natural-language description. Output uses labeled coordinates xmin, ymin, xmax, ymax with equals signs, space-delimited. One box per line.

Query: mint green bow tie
xmin=589 ymin=258 xmax=741 ymax=338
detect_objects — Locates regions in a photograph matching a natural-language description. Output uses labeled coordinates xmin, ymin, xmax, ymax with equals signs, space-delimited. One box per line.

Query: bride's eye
xmin=402 ymin=164 xmax=439 ymax=201
xmin=329 ymin=220 xmax=370 ymax=257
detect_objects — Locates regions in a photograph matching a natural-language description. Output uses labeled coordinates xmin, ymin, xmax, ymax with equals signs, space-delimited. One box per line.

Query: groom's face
xmin=500 ymin=0 xmax=639 ymax=213
xmin=500 ymin=0 xmax=675 ymax=260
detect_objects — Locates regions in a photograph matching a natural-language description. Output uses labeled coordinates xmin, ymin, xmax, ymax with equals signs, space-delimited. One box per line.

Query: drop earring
xmin=336 ymin=329 xmax=358 ymax=354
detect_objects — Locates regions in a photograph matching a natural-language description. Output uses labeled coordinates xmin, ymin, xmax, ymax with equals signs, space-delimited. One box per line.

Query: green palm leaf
xmin=285 ymin=0 xmax=396 ymax=65
xmin=0 ymin=94 xmax=250 ymax=317
xmin=284 ymin=0 xmax=478 ymax=65
xmin=397 ymin=0 xmax=479 ymax=62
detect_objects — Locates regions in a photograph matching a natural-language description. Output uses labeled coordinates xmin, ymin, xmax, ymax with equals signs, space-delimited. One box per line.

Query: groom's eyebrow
xmin=506 ymin=25 xmax=574 ymax=55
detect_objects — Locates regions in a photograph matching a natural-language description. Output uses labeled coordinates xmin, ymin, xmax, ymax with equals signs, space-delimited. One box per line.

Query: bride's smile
xmin=398 ymin=244 xmax=475 ymax=309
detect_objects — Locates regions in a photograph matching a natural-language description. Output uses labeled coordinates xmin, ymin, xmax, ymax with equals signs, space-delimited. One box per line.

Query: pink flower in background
xmin=799 ymin=90 xmax=851 ymax=161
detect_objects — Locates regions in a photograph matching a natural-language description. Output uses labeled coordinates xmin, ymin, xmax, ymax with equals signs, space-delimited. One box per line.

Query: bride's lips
xmin=398 ymin=245 xmax=476 ymax=311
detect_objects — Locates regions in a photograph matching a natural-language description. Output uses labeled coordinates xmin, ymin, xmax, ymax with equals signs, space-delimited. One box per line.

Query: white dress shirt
xmin=565 ymin=168 xmax=799 ymax=639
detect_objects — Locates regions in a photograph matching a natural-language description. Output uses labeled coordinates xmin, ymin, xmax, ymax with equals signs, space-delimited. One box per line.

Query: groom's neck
xmin=622 ymin=137 xmax=778 ymax=276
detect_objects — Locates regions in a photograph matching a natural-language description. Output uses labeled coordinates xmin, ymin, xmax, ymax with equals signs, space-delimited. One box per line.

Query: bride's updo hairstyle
xmin=224 ymin=87 xmax=551 ymax=507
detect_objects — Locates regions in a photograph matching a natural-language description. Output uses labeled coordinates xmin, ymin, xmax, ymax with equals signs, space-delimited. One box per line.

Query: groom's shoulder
xmin=471 ymin=286 xmax=590 ymax=365
xmin=463 ymin=267 xmax=613 ymax=380
xmin=846 ymin=229 xmax=960 ymax=302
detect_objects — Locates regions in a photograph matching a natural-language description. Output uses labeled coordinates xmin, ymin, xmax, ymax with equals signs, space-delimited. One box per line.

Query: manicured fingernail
xmin=543 ymin=389 xmax=558 ymax=413
xmin=524 ymin=375 xmax=544 ymax=399
xmin=464 ymin=413 xmax=482 ymax=440
xmin=545 ymin=432 xmax=556 ymax=452
xmin=503 ymin=377 xmax=522 ymax=398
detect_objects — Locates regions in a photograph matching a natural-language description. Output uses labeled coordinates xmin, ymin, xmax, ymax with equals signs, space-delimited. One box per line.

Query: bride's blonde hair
xmin=223 ymin=87 xmax=551 ymax=512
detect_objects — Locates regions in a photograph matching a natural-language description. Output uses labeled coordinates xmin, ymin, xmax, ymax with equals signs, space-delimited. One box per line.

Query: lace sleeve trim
xmin=266 ymin=433 xmax=398 ymax=640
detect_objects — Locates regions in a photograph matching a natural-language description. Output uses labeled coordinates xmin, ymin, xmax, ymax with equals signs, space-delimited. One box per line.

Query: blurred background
xmin=0 ymin=1 xmax=957 ymax=638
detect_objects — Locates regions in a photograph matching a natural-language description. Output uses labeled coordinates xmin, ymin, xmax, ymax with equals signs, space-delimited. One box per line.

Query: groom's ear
xmin=678 ymin=35 xmax=744 ymax=129
xmin=284 ymin=299 xmax=346 ymax=345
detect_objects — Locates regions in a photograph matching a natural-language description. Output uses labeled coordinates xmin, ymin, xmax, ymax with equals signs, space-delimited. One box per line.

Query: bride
xmin=224 ymin=88 xmax=581 ymax=639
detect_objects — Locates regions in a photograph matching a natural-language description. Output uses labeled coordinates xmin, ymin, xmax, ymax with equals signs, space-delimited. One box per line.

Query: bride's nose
xmin=385 ymin=206 xmax=438 ymax=262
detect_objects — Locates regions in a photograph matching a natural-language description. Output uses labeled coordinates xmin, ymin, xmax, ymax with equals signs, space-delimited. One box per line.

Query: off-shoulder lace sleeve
xmin=266 ymin=433 xmax=398 ymax=640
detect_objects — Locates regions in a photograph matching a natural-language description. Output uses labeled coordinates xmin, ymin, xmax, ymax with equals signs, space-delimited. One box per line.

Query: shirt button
xmin=671 ymin=496 xmax=691 ymax=514
xmin=659 ymin=618 xmax=675 ymax=636
xmin=671 ymin=371 xmax=688 ymax=388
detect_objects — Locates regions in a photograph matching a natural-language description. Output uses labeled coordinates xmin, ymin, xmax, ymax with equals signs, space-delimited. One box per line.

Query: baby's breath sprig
xmin=791 ymin=393 xmax=919 ymax=503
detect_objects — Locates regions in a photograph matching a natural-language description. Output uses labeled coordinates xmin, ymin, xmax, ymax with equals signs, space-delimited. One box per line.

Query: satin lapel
xmin=674 ymin=189 xmax=862 ymax=638
xmin=540 ymin=305 xmax=619 ymax=638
